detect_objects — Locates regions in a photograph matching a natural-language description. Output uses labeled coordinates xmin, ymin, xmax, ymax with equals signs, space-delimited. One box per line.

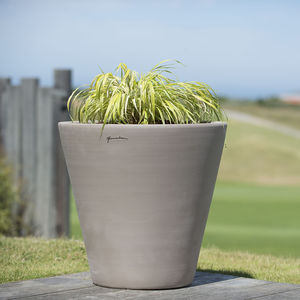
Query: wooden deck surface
xmin=1 ymin=271 xmax=300 ymax=299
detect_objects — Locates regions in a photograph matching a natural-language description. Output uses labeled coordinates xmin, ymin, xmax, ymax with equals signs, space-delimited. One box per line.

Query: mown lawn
xmin=1 ymin=237 xmax=299 ymax=284
xmin=224 ymin=101 xmax=300 ymax=130
xmin=218 ymin=120 xmax=300 ymax=186
xmin=0 ymin=238 xmax=88 ymax=284
xmin=203 ymin=182 xmax=300 ymax=257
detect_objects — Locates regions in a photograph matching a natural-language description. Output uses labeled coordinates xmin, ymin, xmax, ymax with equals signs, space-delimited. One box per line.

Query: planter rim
xmin=59 ymin=121 xmax=227 ymax=128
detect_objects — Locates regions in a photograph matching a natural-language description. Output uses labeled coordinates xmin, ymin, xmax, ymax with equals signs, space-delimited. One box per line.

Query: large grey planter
xmin=59 ymin=122 xmax=227 ymax=289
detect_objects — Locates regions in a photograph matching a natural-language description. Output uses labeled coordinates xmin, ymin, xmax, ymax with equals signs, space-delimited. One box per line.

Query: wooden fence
xmin=0 ymin=70 xmax=71 ymax=238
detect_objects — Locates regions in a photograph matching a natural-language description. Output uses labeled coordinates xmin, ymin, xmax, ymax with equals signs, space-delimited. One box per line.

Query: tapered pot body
xmin=59 ymin=122 xmax=226 ymax=289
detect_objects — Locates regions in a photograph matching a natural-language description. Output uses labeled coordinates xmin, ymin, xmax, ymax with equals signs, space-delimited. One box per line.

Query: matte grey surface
xmin=59 ymin=122 xmax=227 ymax=289
xmin=1 ymin=272 xmax=300 ymax=300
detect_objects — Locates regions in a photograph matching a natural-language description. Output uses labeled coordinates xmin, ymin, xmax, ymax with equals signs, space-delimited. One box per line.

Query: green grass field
xmin=224 ymin=101 xmax=300 ymax=130
xmin=1 ymin=237 xmax=300 ymax=284
xmin=70 ymin=118 xmax=300 ymax=258
xmin=203 ymin=182 xmax=300 ymax=257
xmin=218 ymin=120 xmax=300 ymax=186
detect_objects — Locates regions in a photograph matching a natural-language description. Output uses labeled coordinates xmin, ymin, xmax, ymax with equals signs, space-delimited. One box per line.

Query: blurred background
xmin=0 ymin=0 xmax=299 ymax=258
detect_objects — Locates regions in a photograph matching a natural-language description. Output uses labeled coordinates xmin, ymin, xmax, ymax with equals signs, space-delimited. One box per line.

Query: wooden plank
xmin=35 ymin=88 xmax=56 ymax=237
xmin=53 ymin=94 xmax=70 ymax=237
xmin=254 ymin=287 xmax=300 ymax=300
xmin=1 ymin=85 xmax=22 ymax=234
xmin=21 ymin=78 xmax=39 ymax=235
xmin=0 ymin=272 xmax=92 ymax=299
xmin=53 ymin=69 xmax=71 ymax=237
xmin=35 ymin=88 xmax=70 ymax=237
xmin=0 ymin=78 xmax=11 ymax=148
xmin=1 ymin=272 xmax=300 ymax=300
xmin=54 ymin=69 xmax=71 ymax=93
xmin=1 ymin=86 xmax=22 ymax=183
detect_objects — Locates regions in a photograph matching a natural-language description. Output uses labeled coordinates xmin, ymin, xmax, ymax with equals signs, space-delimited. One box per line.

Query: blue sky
xmin=1 ymin=0 xmax=300 ymax=98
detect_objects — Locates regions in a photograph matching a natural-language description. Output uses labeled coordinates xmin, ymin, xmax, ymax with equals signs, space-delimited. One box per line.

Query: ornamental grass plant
xmin=67 ymin=60 xmax=224 ymax=125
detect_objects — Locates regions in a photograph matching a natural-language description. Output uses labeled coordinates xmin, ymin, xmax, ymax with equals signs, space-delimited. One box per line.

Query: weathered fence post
xmin=36 ymin=87 xmax=70 ymax=237
xmin=0 ymin=78 xmax=11 ymax=148
xmin=53 ymin=69 xmax=71 ymax=237
xmin=54 ymin=69 xmax=72 ymax=93
xmin=1 ymin=82 xmax=24 ymax=236
xmin=35 ymin=70 xmax=71 ymax=237
xmin=21 ymin=78 xmax=39 ymax=234
xmin=1 ymin=81 xmax=23 ymax=185
xmin=36 ymin=88 xmax=55 ymax=236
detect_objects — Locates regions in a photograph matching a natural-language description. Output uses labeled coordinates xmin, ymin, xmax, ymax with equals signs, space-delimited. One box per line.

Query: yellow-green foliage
xmin=67 ymin=60 xmax=223 ymax=125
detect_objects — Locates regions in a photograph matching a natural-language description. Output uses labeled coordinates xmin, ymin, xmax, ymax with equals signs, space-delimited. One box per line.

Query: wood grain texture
xmin=1 ymin=271 xmax=299 ymax=300
xmin=0 ymin=78 xmax=11 ymax=147
xmin=1 ymin=86 xmax=22 ymax=183
xmin=0 ymin=71 xmax=71 ymax=237
xmin=20 ymin=78 xmax=39 ymax=234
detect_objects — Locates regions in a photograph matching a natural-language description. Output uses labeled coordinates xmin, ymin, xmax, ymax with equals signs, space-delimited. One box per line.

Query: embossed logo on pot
xmin=106 ymin=136 xmax=129 ymax=143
